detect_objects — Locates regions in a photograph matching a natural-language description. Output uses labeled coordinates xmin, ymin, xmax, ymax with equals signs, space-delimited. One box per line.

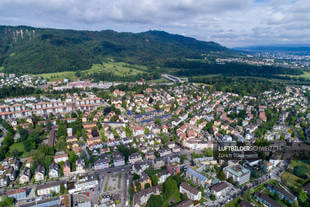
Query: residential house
xmin=53 ymin=153 xmax=68 ymax=163
xmin=179 ymin=182 xmax=201 ymax=201
xmin=76 ymin=158 xmax=85 ymax=172
xmin=0 ymin=175 xmax=9 ymax=187
xmin=145 ymin=151 xmax=155 ymax=160
xmin=34 ymin=165 xmax=45 ymax=182
xmin=153 ymin=158 xmax=165 ymax=170
xmin=159 ymin=147 xmax=171 ymax=157
xmin=129 ymin=153 xmax=143 ymax=164
xmin=19 ymin=167 xmax=31 ymax=184
xmin=113 ymin=155 xmax=125 ymax=167
xmin=157 ymin=171 xmax=170 ymax=184
xmin=37 ymin=181 xmax=65 ymax=196
xmin=211 ymin=182 xmax=229 ymax=198
xmin=134 ymin=174 xmax=152 ymax=192
xmin=94 ymin=158 xmax=110 ymax=170
xmin=167 ymin=161 xmax=180 ymax=175
xmin=49 ymin=162 xmax=59 ymax=178
xmin=63 ymin=160 xmax=71 ymax=176
xmin=133 ymin=186 xmax=161 ymax=207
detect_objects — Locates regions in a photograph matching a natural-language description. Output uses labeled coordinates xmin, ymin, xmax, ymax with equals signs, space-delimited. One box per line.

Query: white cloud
xmin=0 ymin=0 xmax=308 ymax=46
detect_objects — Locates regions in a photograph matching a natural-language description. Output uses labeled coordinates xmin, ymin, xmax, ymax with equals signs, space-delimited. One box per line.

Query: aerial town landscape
xmin=0 ymin=0 xmax=310 ymax=207
xmin=0 ymin=70 xmax=309 ymax=207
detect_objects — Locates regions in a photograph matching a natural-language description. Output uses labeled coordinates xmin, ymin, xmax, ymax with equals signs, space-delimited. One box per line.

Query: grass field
xmin=281 ymin=172 xmax=302 ymax=189
xmin=9 ymin=142 xmax=31 ymax=158
xmin=85 ymin=62 xmax=147 ymax=76
xmin=296 ymin=71 xmax=310 ymax=80
xmin=36 ymin=61 xmax=149 ymax=81
xmin=37 ymin=71 xmax=77 ymax=81
xmin=281 ymin=160 xmax=310 ymax=190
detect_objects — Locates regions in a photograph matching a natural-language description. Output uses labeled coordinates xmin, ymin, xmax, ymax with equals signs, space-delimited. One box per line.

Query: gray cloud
xmin=0 ymin=0 xmax=308 ymax=47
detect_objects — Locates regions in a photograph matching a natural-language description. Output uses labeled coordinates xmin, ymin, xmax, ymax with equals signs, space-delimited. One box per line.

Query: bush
xmin=293 ymin=166 xmax=308 ymax=178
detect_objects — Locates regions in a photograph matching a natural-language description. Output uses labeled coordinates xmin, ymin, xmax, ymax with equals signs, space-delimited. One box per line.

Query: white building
xmin=223 ymin=164 xmax=250 ymax=185
xmin=179 ymin=182 xmax=201 ymax=201
xmin=37 ymin=181 xmax=65 ymax=196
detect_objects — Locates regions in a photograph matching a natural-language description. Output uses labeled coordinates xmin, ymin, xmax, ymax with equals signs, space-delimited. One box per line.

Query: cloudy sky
xmin=0 ymin=0 xmax=309 ymax=47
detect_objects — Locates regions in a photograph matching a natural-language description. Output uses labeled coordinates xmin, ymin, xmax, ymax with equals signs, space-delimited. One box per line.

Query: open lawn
xmin=9 ymin=142 xmax=31 ymax=158
xmin=36 ymin=61 xmax=150 ymax=81
xmin=36 ymin=71 xmax=77 ymax=81
xmin=297 ymin=71 xmax=310 ymax=80
xmin=281 ymin=171 xmax=304 ymax=190
xmin=289 ymin=160 xmax=310 ymax=172
xmin=86 ymin=62 xmax=148 ymax=76
xmin=281 ymin=159 xmax=310 ymax=189
xmin=161 ymin=192 xmax=181 ymax=207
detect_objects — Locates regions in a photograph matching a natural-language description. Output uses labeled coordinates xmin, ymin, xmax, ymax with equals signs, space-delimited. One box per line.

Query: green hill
xmin=0 ymin=25 xmax=233 ymax=74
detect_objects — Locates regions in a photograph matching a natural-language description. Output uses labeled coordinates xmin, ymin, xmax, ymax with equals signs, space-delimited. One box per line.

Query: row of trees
xmin=0 ymin=86 xmax=41 ymax=99
xmin=0 ymin=119 xmax=15 ymax=161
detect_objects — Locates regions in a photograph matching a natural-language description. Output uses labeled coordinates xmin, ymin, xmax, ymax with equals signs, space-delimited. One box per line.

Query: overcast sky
xmin=0 ymin=0 xmax=309 ymax=47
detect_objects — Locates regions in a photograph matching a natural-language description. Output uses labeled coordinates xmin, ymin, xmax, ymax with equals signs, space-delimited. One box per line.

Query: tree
xmin=125 ymin=124 xmax=133 ymax=137
xmin=68 ymin=151 xmax=78 ymax=171
xmin=227 ymin=176 xmax=233 ymax=184
xmin=57 ymin=122 xmax=67 ymax=138
xmin=145 ymin=183 xmax=151 ymax=189
xmin=18 ymin=128 xmax=28 ymax=142
xmin=146 ymin=195 xmax=163 ymax=207
xmin=294 ymin=166 xmax=307 ymax=178
xmin=217 ymin=170 xmax=226 ymax=180
xmin=0 ymin=196 xmax=14 ymax=207
xmin=210 ymin=194 xmax=216 ymax=201
xmin=145 ymin=127 xmax=150 ymax=134
xmin=150 ymin=174 xmax=158 ymax=186
xmin=117 ymin=144 xmax=137 ymax=162
xmin=298 ymin=191 xmax=308 ymax=204
xmin=155 ymin=118 xmax=161 ymax=126
xmin=99 ymin=129 xmax=108 ymax=142
xmin=164 ymin=177 xmax=178 ymax=198
xmin=55 ymin=136 xmax=66 ymax=152
xmin=135 ymin=182 xmax=141 ymax=192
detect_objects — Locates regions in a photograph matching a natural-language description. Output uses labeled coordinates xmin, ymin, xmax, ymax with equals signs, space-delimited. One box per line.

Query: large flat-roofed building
xmin=266 ymin=184 xmax=297 ymax=203
xmin=20 ymin=197 xmax=61 ymax=207
xmin=185 ymin=167 xmax=211 ymax=188
xmin=6 ymin=188 xmax=27 ymax=201
xmin=223 ymin=164 xmax=250 ymax=185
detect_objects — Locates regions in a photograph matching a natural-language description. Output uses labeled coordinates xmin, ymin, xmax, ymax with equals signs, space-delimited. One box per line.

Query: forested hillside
xmin=0 ymin=25 xmax=232 ymax=74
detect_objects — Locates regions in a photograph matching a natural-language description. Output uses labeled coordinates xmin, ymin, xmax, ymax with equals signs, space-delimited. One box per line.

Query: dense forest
xmin=0 ymin=25 xmax=233 ymax=74
xmin=166 ymin=61 xmax=303 ymax=78
xmin=190 ymin=76 xmax=286 ymax=96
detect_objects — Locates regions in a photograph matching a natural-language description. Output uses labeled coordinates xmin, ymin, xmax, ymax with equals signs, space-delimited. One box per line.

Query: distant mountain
xmin=234 ymin=45 xmax=310 ymax=56
xmin=0 ymin=25 xmax=233 ymax=74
